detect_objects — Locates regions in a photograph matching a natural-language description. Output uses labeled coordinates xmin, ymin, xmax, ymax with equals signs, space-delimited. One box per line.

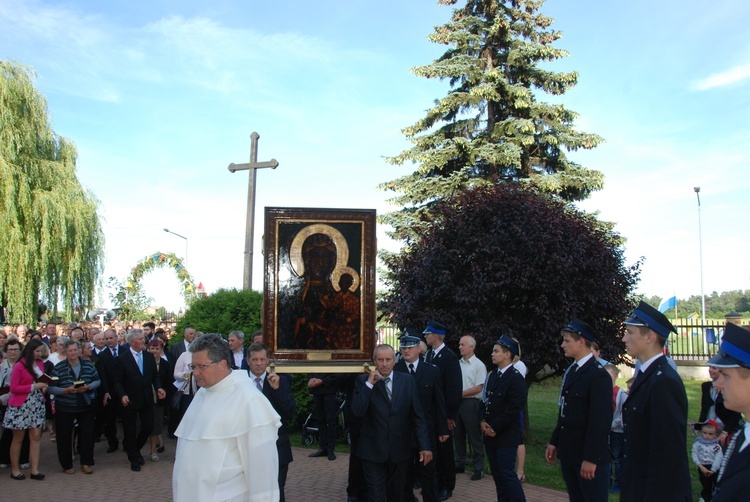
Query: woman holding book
xmin=48 ymin=339 xmax=100 ymax=474
xmin=3 ymin=339 xmax=48 ymax=480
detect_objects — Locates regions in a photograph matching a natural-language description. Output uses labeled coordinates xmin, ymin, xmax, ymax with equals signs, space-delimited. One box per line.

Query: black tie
xmin=561 ymin=362 xmax=577 ymax=386
xmin=633 ymin=369 xmax=644 ymax=388
xmin=409 ymin=363 xmax=415 ymax=375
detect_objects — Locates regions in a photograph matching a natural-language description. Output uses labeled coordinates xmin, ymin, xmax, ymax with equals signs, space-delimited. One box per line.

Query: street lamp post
xmin=163 ymin=228 xmax=188 ymax=269
xmin=694 ymin=187 xmax=706 ymax=328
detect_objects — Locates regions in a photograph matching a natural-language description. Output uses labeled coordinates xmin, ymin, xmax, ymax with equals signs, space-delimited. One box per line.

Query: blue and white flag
xmin=658 ymin=295 xmax=677 ymax=313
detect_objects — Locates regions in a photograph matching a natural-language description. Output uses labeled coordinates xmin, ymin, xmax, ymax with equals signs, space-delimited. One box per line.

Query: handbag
xmin=171 ymin=379 xmax=188 ymax=410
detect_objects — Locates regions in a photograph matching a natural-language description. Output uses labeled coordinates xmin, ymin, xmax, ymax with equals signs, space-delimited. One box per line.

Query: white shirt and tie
xmin=252 ymin=372 xmax=266 ymax=392
xmin=232 ymin=350 xmax=244 ymax=369
xmin=130 ymin=347 xmax=143 ymax=374
xmin=407 ymin=359 xmax=419 ymax=375
xmin=740 ymin=422 xmax=750 ymax=453
xmin=366 ymin=372 xmax=393 ymax=401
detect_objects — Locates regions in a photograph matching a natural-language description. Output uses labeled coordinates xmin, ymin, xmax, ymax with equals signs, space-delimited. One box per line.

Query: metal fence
xmin=376 ymin=325 xmax=402 ymax=349
xmin=668 ymin=319 xmax=729 ymax=361
xmin=376 ymin=320 xmax=732 ymax=362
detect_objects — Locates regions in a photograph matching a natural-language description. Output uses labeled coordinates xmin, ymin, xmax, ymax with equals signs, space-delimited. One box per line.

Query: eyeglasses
xmin=188 ymin=361 xmax=220 ymax=371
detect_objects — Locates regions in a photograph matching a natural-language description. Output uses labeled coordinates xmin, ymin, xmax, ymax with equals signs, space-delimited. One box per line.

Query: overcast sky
xmin=2 ymin=0 xmax=748 ymax=311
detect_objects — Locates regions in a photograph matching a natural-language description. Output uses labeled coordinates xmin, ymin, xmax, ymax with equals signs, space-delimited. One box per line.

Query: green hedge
xmin=173 ymin=288 xmax=262 ymax=344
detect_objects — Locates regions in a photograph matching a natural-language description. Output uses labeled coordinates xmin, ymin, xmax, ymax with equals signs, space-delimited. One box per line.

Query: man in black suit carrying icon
xmin=353 ymin=344 xmax=432 ymax=502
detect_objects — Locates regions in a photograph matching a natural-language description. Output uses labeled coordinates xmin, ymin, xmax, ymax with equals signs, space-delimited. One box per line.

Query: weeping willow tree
xmin=0 ymin=61 xmax=104 ymax=323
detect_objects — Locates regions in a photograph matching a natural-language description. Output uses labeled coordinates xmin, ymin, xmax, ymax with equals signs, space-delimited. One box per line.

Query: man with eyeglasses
xmin=173 ymin=334 xmax=281 ymax=502
xmin=114 ymin=328 xmax=165 ymax=472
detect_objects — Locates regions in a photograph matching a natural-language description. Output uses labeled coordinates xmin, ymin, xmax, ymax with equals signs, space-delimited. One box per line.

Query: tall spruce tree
xmin=0 ymin=61 xmax=104 ymax=323
xmin=381 ymin=0 xmax=604 ymax=240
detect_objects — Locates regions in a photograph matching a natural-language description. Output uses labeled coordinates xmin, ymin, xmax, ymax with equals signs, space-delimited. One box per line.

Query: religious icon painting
xmin=263 ymin=207 xmax=376 ymax=371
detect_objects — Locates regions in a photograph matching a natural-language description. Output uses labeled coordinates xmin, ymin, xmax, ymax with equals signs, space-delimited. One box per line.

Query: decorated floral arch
xmin=127 ymin=252 xmax=197 ymax=304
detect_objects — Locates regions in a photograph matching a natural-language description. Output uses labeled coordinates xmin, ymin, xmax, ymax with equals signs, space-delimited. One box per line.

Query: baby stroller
xmin=301 ymin=392 xmax=351 ymax=447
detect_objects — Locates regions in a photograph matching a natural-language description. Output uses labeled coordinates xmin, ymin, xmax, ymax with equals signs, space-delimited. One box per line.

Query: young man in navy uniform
xmin=395 ymin=332 xmax=449 ymax=502
xmin=707 ymin=323 xmax=750 ymax=502
xmin=546 ymin=318 xmax=612 ymax=501
xmin=482 ymin=334 xmax=527 ymax=502
xmin=620 ymin=301 xmax=691 ymax=501
xmin=352 ymin=344 xmax=432 ymax=502
xmin=423 ymin=321 xmax=462 ymax=501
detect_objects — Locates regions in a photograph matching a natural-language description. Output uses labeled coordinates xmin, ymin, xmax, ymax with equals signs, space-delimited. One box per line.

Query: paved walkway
xmin=1 ymin=432 xmax=568 ymax=501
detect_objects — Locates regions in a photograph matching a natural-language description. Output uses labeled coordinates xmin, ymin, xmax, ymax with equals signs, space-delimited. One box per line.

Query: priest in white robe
xmin=173 ymin=334 xmax=281 ymax=502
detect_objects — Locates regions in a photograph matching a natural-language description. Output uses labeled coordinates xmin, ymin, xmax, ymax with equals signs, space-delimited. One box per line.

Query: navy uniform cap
xmin=562 ymin=317 xmax=599 ymax=342
xmin=399 ymin=334 xmax=421 ymax=348
xmin=623 ymin=300 xmax=678 ymax=338
xmin=495 ymin=335 xmax=519 ymax=357
xmin=423 ymin=320 xmax=448 ymax=336
xmin=708 ymin=323 xmax=750 ymax=369
xmin=402 ymin=327 xmax=422 ymax=339
xmin=399 ymin=328 xmax=422 ymax=348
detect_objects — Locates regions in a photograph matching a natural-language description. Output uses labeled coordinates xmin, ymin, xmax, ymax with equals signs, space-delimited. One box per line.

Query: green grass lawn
xmin=291 ymin=377 xmax=706 ymax=500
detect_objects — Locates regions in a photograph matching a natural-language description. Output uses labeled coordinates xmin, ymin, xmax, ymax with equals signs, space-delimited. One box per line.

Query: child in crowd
xmin=691 ymin=419 xmax=723 ymax=502
xmin=604 ymin=364 xmax=626 ymax=493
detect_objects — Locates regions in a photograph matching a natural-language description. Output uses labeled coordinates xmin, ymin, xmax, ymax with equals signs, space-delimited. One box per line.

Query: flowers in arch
xmin=126 ymin=251 xmax=198 ymax=305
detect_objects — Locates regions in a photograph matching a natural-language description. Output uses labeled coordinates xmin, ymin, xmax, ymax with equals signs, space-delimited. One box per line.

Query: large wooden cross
xmin=228 ymin=132 xmax=278 ymax=290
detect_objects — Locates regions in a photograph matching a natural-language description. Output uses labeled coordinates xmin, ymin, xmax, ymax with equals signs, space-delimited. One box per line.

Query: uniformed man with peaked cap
xmin=546 ymin=318 xmax=612 ymax=501
xmin=482 ymin=334 xmax=527 ymax=502
xmin=620 ymin=301 xmax=692 ymax=502
xmin=707 ymin=323 xmax=750 ymax=502
xmin=423 ymin=320 xmax=462 ymax=500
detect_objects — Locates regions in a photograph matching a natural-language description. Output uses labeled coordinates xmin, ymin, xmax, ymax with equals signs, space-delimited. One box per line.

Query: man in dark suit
xmin=170 ymin=326 xmax=195 ymax=361
xmin=92 ymin=332 xmax=114 ymax=449
xmin=423 ymin=320 xmax=462 ymax=500
xmin=307 ymin=372 xmax=340 ymax=460
xmin=247 ymin=343 xmax=296 ymax=502
xmin=620 ymin=301 xmax=691 ymax=501
xmin=228 ymin=330 xmax=249 ymax=371
xmin=100 ymin=328 xmax=122 ymax=452
xmin=114 ymin=328 xmax=165 ymax=472
xmin=481 ymin=334 xmax=527 ymax=502
xmin=343 ymin=372 xmax=367 ymax=502
xmin=546 ymin=318 xmax=612 ymax=501
xmin=353 ymin=344 xmax=433 ymax=502
xmin=707 ymin=323 xmax=750 ymax=502
xmin=395 ymin=333 xmax=449 ymax=502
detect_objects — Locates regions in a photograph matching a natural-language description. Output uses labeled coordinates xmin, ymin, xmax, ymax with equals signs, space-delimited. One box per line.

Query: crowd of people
xmin=0 ymin=321 xmax=184 ymax=478
xmin=1 ymin=306 xmax=749 ymax=502
xmin=0 ymin=320 xmax=291 ymax=500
